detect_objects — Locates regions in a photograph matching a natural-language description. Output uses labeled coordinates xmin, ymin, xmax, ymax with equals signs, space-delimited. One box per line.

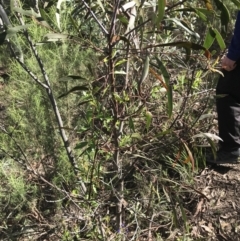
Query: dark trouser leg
xmin=216 ymin=64 xmax=240 ymax=150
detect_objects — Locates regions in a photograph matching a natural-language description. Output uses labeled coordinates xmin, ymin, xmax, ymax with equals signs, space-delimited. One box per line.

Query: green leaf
xmin=75 ymin=141 xmax=89 ymax=149
xmin=192 ymin=133 xmax=220 ymax=160
xmin=167 ymin=85 xmax=173 ymax=118
xmin=213 ymin=28 xmax=226 ymax=50
xmin=58 ymin=85 xmax=89 ymax=98
xmin=145 ymin=111 xmax=152 ymax=132
xmin=129 ymin=117 xmax=135 ymax=132
xmin=156 ymin=58 xmax=173 ymax=118
xmin=155 ymin=58 xmax=170 ymax=83
xmin=58 ymin=75 xmax=86 ymax=82
xmin=117 ymin=14 xmax=129 ymax=25
xmin=131 ymin=133 xmax=142 ymax=140
xmin=213 ymin=0 xmax=230 ymax=28
xmin=220 ymin=3 xmax=230 ymax=26
xmin=167 ymin=18 xmax=200 ymax=38
xmin=114 ymin=70 xmax=126 ymax=75
xmin=97 ymin=0 xmax=105 ymax=12
xmin=77 ymin=100 xmax=92 ymax=106
xmin=173 ymin=8 xmax=213 ymax=22
xmin=13 ymin=7 xmax=40 ymax=18
xmin=194 ymin=8 xmax=209 ymax=21
xmin=231 ymin=0 xmax=240 ymax=8
xmin=184 ymin=47 xmax=191 ymax=62
xmin=39 ymin=8 xmax=55 ymax=28
xmin=156 ymin=0 xmax=165 ymax=24
xmin=6 ymin=24 xmax=33 ymax=37
xmin=113 ymin=93 xmax=122 ymax=102
xmin=115 ymin=59 xmax=127 ymax=67
xmin=147 ymin=41 xmax=211 ymax=59
xmin=139 ymin=55 xmax=150 ymax=85
xmin=203 ymin=27 xmax=216 ymax=49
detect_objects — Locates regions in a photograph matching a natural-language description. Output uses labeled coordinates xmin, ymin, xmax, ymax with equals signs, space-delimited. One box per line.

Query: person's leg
xmin=207 ymin=64 xmax=240 ymax=163
xmin=216 ymin=63 xmax=240 ymax=150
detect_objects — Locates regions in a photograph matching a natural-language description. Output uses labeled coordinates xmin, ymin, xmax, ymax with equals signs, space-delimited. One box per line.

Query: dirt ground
xmin=190 ymin=163 xmax=240 ymax=241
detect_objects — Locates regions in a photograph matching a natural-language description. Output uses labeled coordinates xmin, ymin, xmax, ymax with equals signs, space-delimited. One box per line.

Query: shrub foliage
xmin=0 ymin=0 xmax=238 ymax=240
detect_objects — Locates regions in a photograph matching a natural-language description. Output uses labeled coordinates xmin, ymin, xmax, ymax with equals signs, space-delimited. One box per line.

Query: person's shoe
xmin=206 ymin=148 xmax=240 ymax=164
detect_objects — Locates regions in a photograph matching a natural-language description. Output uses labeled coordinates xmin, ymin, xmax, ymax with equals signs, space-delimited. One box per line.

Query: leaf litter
xmin=188 ymin=164 xmax=240 ymax=240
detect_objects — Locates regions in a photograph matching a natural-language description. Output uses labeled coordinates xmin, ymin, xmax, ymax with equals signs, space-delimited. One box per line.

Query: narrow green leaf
xmin=213 ymin=0 xmax=230 ymax=28
xmin=231 ymin=0 xmax=240 ymax=8
xmin=168 ymin=18 xmax=200 ymax=38
xmin=7 ymin=24 xmax=33 ymax=37
xmin=129 ymin=117 xmax=135 ymax=132
xmin=145 ymin=111 xmax=152 ymax=132
xmin=131 ymin=133 xmax=142 ymax=140
xmin=97 ymin=0 xmax=105 ymax=12
xmin=220 ymin=3 xmax=230 ymax=27
xmin=59 ymin=75 xmax=86 ymax=82
xmin=147 ymin=41 xmax=211 ymax=59
xmin=194 ymin=8 xmax=208 ymax=22
xmin=162 ymin=186 xmax=171 ymax=202
xmin=213 ymin=28 xmax=226 ymax=50
xmin=139 ymin=56 xmax=150 ymax=85
xmin=156 ymin=58 xmax=173 ymax=118
xmin=184 ymin=47 xmax=191 ymax=62
xmin=67 ymin=75 xmax=86 ymax=79
xmin=77 ymin=100 xmax=91 ymax=106
xmin=13 ymin=7 xmax=40 ymax=18
xmin=173 ymin=8 xmax=213 ymax=22
xmin=117 ymin=14 xmax=129 ymax=25
xmin=113 ymin=93 xmax=122 ymax=102
xmin=155 ymin=129 xmax=172 ymax=137
xmin=39 ymin=8 xmax=55 ymax=28
xmin=114 ymin=70 xmax=126 ymax=75
xmin=115 ymin=59 xmax=127 ymax=67
xmin=208 ymin=138 xmax=217 ymax=160
xmin=156 ymin=0 xmax=165 ymax=24
xmin=167 ymin=85 xmax=173 ymax=118
xmin=175 ymin=196 xmax=188 ymax=231
xmin=69 ymin=15 xmax=79 ymax=32
xmin=75 ymin=141 xmax=88 ymax=149
xmin=203 ymin=27 xmax=216 ymax=49
xmin=58 ymin=85 xmax=89 ymax=98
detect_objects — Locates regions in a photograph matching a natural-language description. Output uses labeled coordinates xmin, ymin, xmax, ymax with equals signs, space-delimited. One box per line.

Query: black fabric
xmin=216 ymin=63 xmax=240 ymax=150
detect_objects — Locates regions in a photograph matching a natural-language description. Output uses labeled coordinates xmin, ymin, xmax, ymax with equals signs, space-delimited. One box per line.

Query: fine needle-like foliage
xmin=0 ymin=0 xmax=238 ymax=240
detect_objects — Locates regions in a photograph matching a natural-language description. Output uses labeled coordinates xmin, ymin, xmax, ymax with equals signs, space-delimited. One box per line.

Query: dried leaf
xmin=192 ymin=132 xmax=223 ymax=141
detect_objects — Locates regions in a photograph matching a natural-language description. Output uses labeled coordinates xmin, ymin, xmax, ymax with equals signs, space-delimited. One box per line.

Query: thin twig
xmin=109 ymin=0 xmax=121 ymax=40
xmin=80 ymin=0 xmax=108 ymax=36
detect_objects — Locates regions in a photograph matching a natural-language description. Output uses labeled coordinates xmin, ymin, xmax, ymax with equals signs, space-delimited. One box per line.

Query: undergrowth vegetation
xmin=0 ymin=0 xmax=239 ymax=240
